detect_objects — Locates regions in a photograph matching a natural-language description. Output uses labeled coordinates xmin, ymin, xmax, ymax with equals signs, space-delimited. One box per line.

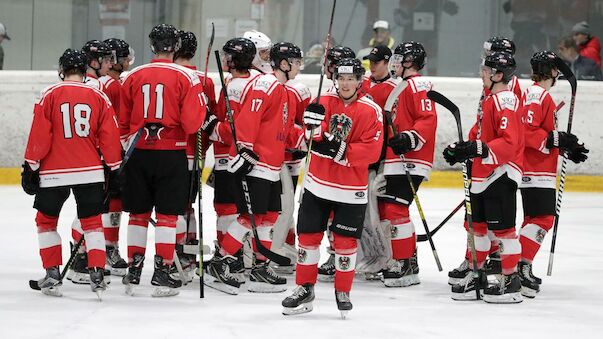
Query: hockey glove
xmin=388 ymin=131 xmax=419 ymax=155
xmin=107 ymin=168 xmax=122 ymax=198
xmin=227 ymin=148 xmax=259 ymax=176
xmin=291 ymin=149 xmax=307 ymax=161
xmin=443 ymin=140 xmax=489 ymax=165
xmin=21 ymin=162 xmax=40 ymax=196
xmin=566 ymin=142 xmax=589 ymax=164
xmin=546 ymin=131 xmax=579 ymax=151
xmin=311 ymin=132 xmax=347 ymax=163
xmin=303 ymin=103 xmax=326 ymax=128
xmin=201 ymin=111 xmax=219 ymax=135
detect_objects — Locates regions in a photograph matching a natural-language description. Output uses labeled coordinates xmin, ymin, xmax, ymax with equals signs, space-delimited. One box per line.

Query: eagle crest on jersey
xmin=338 ymin=256 xmax=351 ymax=270
xmin=329 ymin=114 xmax=353 ymax=140
xmin=390 ymin=225 xmax=398 ymax=239
xmin=297 ymin=248 xmax=308 ymax=263
xmin=536 ymin=229 xmax=546 ymax=244
xmin=282 ymin=102 xmax=289 ymax=128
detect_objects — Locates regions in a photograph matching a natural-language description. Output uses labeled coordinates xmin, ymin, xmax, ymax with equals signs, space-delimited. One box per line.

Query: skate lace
xmin=458 ymin=259 xmax=470 ymax=271
xmin=265 ymin=265 xmax=281 ymax=279
xmin=290 ymin=285 xmax=309 ymax=300
xmin=109 ymin=247 xmax=122 ymax=263
xmin=521 ymin=264 xmax=534 ymax=282
xmin=459 ymin=270 xmax=476 ymax=287
xmin=386 ymin=259 xmax=402 ymax=273
xmin=335 ymin=291 xmax=350 ymax=303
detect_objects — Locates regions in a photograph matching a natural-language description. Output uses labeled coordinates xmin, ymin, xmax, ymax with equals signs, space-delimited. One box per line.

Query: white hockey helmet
xmin=244 ymin=30 xmax=273 ymax=73
xmin=244 ymin=30 xmax=272 ymax=50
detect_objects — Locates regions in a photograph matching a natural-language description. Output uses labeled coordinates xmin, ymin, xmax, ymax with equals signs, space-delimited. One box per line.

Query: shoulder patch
xmin=253 ymin=74 xmax=278 ymax=94
xmin=523 ymin=85 xmax=545 ymax=105
xmin=494 ymin=91 xmax=518 ymax=111
xmin=409 ymin=78 xmax=432 ymax=93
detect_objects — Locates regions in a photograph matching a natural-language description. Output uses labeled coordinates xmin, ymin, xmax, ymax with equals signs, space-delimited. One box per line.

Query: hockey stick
xmin=29 ymin=128 xmax=143 ymax=290
xmin=382 ymin=80 xmax=443 ymax=271
xmin=547 ymin=61 xmax=577 ymax=276
xmin=298 ymin=0 xmax=337 ymax=203
xmin=417 ymin=200 xmax=464 ymax=242
xmin=214 ymin=50 xmax=291 ymax=266
xmin=427 ymin=89 xmax=480 ymax=299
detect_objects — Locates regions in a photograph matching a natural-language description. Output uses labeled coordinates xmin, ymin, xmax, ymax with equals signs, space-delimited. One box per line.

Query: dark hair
xmin=559 ymin=36 xmax=578 ymax=51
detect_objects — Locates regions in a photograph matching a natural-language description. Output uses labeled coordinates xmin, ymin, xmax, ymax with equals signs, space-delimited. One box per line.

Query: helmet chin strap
xmin=91 ymin=58 xmax=103 ymax=77
xmin=278 ymin=60 xmax=292 ymax=81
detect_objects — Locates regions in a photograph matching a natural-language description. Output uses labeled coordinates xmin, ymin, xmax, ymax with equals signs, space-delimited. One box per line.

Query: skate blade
xmin=41 ymin=286 xmax=63 ymax=297
xmin=108 ymin=267 xmax=127 ymax=277
xmin=95 ymin=290 xmax=104 ymax=301
xmin=451 ymin=290 xmax=483 ymax=301
xmin=124 ymin=284 xmax=137 ymax=296
xmin=448 ymin=277 xmax=463 ymax=285
xmin=247 ymin=281 xmax=287 ymax=293
xmin=317 ymin=274 xmax=335 ymax=282
xmin=152 ymin=286 xmax=179 ymax=297
xmin=203 ymin=274 xmax=240 ymax=295
xmin=520 ymin=286 xmax=538 ymax=298
xmin=282 ymin=302 xmax=313 ymax=316
xmin=363 ymin=272 xmax=382 ymax=281
xmin=383 ymin=275 xmax=420 ymax=287
xmin=483 ymin=292 xmax=523 ymax=304
xmin=67 ymin=271 xmax=90 ymax=284
xmin=340 ymin=310 xmax=350 ymax=320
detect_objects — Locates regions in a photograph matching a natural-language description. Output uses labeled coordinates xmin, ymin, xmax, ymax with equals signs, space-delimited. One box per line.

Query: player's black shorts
xmin=470 ymin=174 xmax=517 ymax=230
xmin=34 ymin=183 xmax=104 ymax=219
xmin=122 ymin=149 xmax=188 ymax=215
xmin=234 ymin=175 xmax=282 ymax=215
xmin=521 ymin=188 xmax=556 ymax=217
xmin=213 ymin=170 xmax=237 ymax=204
xmin=297 ymin=190 xmax=367 ymax=239
xmin=379 ymin=174 xmax=424 ymax=206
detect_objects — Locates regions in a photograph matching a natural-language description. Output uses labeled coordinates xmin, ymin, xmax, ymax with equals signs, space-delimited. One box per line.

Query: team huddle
xmin=21 ymin=23 xmax=589 ymax=317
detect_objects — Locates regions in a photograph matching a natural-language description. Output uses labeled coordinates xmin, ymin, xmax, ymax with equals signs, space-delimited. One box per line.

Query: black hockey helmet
xmin=149 ymin=24 xmax=180 ymax=54
xmin=82 ymin=39 xmax=113 ymax=66
xmin=483 ymin=51 xmax=516 ymax=82
xmin=104 ymin=38 xmax=130 ymax=58
xmin=530 ymin=50 xmax=562 ymax=78
xmin=334 ymin=57 xmax=365 ymax=81
xmin=59 ymin=48 xmax=87 ymax=76
xmin=222 ymin=37 xmax=256 ymax=71
xmin=483 ymin=36 xmax=516 ymax=55
xmin=326 ymin=45 xmax=356 ymax=66
xmin=394 ymin=41 xmax=426 ymax=70
xmin=175 ymin=31 xmax=197 ymax=60
xmin=270 ymin=42 xmax=303 ymax=68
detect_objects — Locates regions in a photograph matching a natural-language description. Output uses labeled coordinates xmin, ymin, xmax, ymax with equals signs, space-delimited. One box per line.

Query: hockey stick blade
xmin=427 ymin=90 xmax=462 ymax=141
xmin=29 ymin=279 xmax=41 ymax=290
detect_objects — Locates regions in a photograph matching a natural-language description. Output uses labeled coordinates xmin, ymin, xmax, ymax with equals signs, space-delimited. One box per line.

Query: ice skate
xmin=335 ymin=291 xmax=353 ymax=319
xmin=448 ymin=259 xmax=471 ymax=285
xmin=203 ymin=254 xmax=242 ymax=295
xmin=382 ymin=259 xmax=420 ymax=287
xmin=151 ymin=255 xmax=182 ymax=297
xmin=122 ymin=253 xmax=144 ymax=296
xmin=37 ymin=267 xmax=63 ymax=297
xmin=106 ymin=245 xmax=128 ymax=277
xmin=248 ymin=261 xmax=287 ymax=293
xmin=484 ymin=252 xmax=502 ymax=275
xmin=67 ymin=252 xmax=90 ymax=284
xmin=483 ymin=272 xmax=523 ymax=304
xmin=282 ymin=284 xmax=315 ymax=316
xmin=317 ymin=253 xmax=335 ymax=282
xmin=518 ymin=262 xmax=540 ymax=298
xmin=451 ymin=270 xmax=486 ymax=301
xmin=410 ymin=250 xmax=419 ymax=275
xmin=89 ymin=267 xmax=107 ymax=301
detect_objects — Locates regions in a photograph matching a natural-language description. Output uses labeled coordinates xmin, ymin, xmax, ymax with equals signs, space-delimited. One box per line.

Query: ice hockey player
xmin=119 ymin=24 xmax=206 ymax=297
xmin=282 ymin=57 xmax=383 ymax=318
xmin=315 ymin=44 xmax=356 ymax=282
xmin=23 ymin=48 xmax=122 ymax=299
xmin=204 ymin=42 xmax=303 ymax=295
xmin=443 ymin=51 xmax=524 ymax=303
xmin=173 ymin=30 xmax=218 ymax=283
xmin=448 ymin=36 xmax=521 ymax=283
xmin=202 ymin=37 xmax=260 ymax=282
xmin=375 ymin=41 xmax=436 ymax=287
xmin=67 ymin=39 xmax=117 ymax=284
xmin=244 ymin=30 xmax=273 ymax=74
xmin=518 ymin=51 xmax=589 ymax=298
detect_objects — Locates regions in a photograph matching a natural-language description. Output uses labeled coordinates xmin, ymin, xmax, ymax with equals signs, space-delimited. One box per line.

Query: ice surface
xmin=1 ymin=185 xmax=602 ymax=338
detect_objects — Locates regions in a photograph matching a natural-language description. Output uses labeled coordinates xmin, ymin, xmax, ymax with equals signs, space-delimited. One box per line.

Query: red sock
xmin=222 ymin=214 xmax=260 ymax=256
xmin=36 ymin=212 xmax=61 ymax=269
xmin=494 ymin=228 xmax=521 ymax=275
xmin=155 ymin=213 xmax=177 ymax=264
xmin=127 ymin=212 xmax=151 ymax=263
xmin=102 ymin=198 xmax=122 ymax=245
xmin=464 ymin=221 xmax=490 ymax=269
xmin=296 ymin=232 xmax=323 ymax=285
xmin=520 ymin=215 xmax=554 ymax=263
xmin=80 ymin=215 xmax=105 ymax=268
xmin=333 ymin=233 xmax=357 ymax=293
xmin=379 ymin=201 xmax=415 ymax=260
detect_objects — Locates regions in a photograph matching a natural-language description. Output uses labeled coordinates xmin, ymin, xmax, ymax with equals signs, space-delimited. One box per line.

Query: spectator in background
xmin=369 ymin=20 xmax=395 ymax=49
xmin=572 ymin=21 xmax=601 ymax=67
xmin=304 ymin=43 xmax=324 ymax=74
xmin=0 ymin=22 xmax=11 ymax=70
xmin=558 ymin=36 xmax=603 ymax=81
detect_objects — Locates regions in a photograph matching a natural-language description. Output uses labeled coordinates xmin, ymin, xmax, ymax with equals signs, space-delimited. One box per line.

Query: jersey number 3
xmin=61 ymin=103 xmax=91 ymax=138
xmin=142 ymin=83 xmax=165 ymax=119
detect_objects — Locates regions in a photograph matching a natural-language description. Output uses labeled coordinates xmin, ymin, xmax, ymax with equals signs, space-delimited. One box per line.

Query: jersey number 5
xmin=142 ymin=83 xmax=165 ymax=119
xmin=61 ymin=103 xmax=91 ymax=138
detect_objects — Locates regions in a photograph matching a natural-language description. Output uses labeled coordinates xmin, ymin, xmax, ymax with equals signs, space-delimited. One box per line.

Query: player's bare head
xmin=149 ymin=24 xmax=180 ymax=57
xmin=390 ymin=41 xmax=426 ymax=79
xmin=270 ymin=42 xmax=303 ymax=80
xmin=244 ymin=30 xmax=273 ymax=73
xmin=326 ymin=46 xmax=355 ymax=79
xmin=334 ymin=58 xmax=364 ymax=101
xmin=530 ymin=50 xmax=562 ymax=83
xmin=174 ymin=31 xmax=197 ymax=61
xmin=481 ymin=51 xmax=516 ymax=88
xmin=82 ymin=40 xmax=114 ymax=77
xmin=104 ymin=38 xmax=133 ymax=72
xmin=59 ymin=48 xmax=87 ymax=80
xmin=483 ymin=36 xmax=515 ymax=57
xmin=221 ymin=38 xmax=256 ymax=73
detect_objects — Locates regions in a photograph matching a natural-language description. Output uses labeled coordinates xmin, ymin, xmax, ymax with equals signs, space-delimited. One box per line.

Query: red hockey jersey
xmin=119 ymin=59 xmax=206 ymax=151
xmin=231 ymin=73 xmax=294 ymax=182
xmin=24 ymin=81 xmax=122 ymax=188
xmin=99 ymin=75 xmax=121 ymax=117
xmin=360 ymin=75 xmax=399 ymax=108
xmin=383 ymin=75 xmax=437 ymax=179
xmin=304 ymin=93 xmax=384 ymax=204
xmin=284 ymin=78 xmax=312 ymax=176
xmin=520 ymin=83 xmax=559 ymax=189
xmin=209 ymin=70 xmax=261 ymax=171
xmin=469 ymin=89 xmax=524 ymax=193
